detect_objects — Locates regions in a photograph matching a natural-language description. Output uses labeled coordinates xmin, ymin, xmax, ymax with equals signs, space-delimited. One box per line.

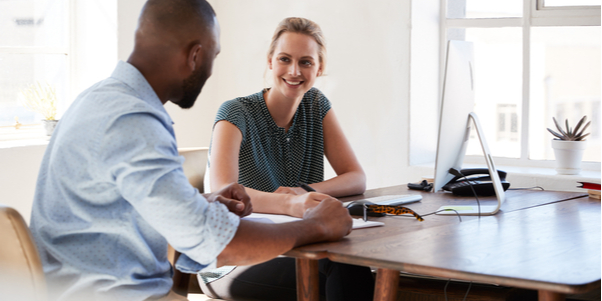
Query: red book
xmin=577 ymin=182 xmax=601 ymax=190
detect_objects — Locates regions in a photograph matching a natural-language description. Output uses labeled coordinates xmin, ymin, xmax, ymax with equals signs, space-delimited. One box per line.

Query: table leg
xmin=296 ymin=258 xmax=319 ymax=301
xmin=373 ymin=268 xmax=399 ymax=301
xmin=538 ymin=290 xmax=566 ymax=301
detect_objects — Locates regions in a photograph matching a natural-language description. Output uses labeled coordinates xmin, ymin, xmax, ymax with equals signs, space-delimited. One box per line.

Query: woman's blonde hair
xmin=267 ymin=17 xmax=327 ymax=73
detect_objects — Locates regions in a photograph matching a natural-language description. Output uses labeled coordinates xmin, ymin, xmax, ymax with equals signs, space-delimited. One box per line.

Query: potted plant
xmin=19 ymin=82 xmax=58 ymax=136
xmin=547 ymin=116 xmax=590 ymax=175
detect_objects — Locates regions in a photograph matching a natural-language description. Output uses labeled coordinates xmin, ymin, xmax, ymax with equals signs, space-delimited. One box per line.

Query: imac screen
xmin=433 ymin=40 xmax=475 ymax=193
xmin=432 ymin=40 xmax=506 ymax=216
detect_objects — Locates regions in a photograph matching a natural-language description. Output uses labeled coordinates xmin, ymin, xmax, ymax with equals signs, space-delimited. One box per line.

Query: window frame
xmin=0 ymin=0 xmax=75 ymax=141
xmin=440 ymin=0 xmax=601 ymax=171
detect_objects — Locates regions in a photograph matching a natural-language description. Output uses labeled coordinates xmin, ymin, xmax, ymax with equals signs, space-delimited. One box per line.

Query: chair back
xmin=170 ymin=147 xmax=210 ymax=297
xmin=179 ymin=147 xmax=209 ymax=193
xmin=0 ymin=204 xmax=46 ymax=300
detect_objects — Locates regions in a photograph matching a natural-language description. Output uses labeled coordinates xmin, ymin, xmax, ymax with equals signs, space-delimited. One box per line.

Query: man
xmin=29 ymin=1 xmax=352 ymax=300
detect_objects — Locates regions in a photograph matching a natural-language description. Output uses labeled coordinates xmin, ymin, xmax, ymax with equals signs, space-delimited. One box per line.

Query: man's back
xmin=30 ymin=61 xmax=239 ymax=301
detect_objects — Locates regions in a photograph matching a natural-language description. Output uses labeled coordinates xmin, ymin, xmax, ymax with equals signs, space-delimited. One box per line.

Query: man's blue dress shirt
xmin=30 ymin=61 xmax=240 ymax=301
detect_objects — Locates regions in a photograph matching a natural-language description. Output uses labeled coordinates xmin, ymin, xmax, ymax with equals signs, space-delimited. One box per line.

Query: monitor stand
xmin=436 ymin=112 xmax=506 ymax=216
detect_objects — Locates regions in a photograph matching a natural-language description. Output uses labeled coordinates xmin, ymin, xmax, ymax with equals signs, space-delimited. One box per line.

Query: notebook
xmin=244 ymin=213 xmax=384 ymax=229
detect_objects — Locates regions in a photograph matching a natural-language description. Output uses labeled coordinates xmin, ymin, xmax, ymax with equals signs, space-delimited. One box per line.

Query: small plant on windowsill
xmin=547 ymin=116 xmax=590 ymax=141
xmin=547 ymin=116 xmax=590 ymax=175
xmin=19 ymin=82 xmax=59 ymax=136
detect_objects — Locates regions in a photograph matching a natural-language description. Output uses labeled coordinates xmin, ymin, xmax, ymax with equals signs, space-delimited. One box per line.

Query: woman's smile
xmin=283 ymin=78 xmax=303 ymax=87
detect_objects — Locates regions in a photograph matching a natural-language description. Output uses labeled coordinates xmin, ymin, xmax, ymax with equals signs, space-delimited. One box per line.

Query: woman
xmin=201 ymin=17 xmax=373 ymax=301
xmin=210 ymin=16 xmax=365 ymax=217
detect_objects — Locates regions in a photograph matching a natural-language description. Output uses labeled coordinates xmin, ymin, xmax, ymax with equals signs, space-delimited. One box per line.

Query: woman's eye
xmin=301 ymin=60 xmax=313 ymax=66
xmin=279 ymin=57 xmax=290 ymax=62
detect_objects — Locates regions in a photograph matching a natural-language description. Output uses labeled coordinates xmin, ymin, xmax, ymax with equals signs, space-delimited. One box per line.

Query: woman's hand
xmin=274 ymin=186 xmax=306 ymax=195
xmin=288 ymin=192 xmax=336 ymax=218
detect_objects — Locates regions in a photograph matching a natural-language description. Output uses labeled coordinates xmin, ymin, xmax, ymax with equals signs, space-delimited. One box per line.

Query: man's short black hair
xmin=142 ymin=0 xmax=216 ymax=33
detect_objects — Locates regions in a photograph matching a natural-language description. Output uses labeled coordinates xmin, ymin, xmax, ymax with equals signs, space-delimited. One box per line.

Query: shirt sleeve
xmin=311 ymin=88 xmax=332 ymax=120
xmin=99 ymin=111 xmax=239 ymax=272
xmin=214 ymin=100 xmax=247 ymax=144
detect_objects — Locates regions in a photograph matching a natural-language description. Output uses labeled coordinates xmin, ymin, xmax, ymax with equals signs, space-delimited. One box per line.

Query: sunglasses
xmin=363 ymin=204 xmax=424 ymax=222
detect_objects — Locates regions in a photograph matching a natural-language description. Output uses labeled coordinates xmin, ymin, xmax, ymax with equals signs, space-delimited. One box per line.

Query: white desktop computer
xmin=433 ymin=40 xmax=506 ymax=216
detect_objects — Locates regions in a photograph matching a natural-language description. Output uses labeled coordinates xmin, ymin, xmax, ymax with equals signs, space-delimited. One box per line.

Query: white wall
xmin=0 ymin=0 xmax=414 ymax=223
xmin=0 ymin=144 xmax=47 ymax=223
xmin=205 ymin=0 xmax=413 ymax=188
xmin=119 ymin=0 xmax=415 ymax=189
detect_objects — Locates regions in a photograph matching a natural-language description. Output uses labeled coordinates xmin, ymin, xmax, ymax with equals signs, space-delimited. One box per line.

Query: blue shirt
xmin=30 ymin=61 xmax=240 ymax=301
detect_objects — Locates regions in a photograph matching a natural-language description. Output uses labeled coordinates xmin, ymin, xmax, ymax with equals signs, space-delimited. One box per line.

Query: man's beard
xmin=178 ymin=65 xmax=208 ymax=109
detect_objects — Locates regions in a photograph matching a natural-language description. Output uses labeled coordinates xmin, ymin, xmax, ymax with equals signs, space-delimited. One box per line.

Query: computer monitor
xmin=433 ymin=40 xmax=506 ymax=216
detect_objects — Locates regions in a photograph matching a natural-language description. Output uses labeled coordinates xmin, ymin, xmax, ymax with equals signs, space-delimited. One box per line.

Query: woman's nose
xmin=288 ymin=64 xmax=300 ymax=76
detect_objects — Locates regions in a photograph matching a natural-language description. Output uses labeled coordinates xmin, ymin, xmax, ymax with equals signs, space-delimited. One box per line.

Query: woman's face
xmin=268 ymin=32 xmax=322 ymax=102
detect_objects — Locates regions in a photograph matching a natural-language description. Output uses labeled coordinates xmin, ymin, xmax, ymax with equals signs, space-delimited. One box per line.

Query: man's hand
xmin=287 ymin=192 xmax=334 ymax=218
xmin=205 ymin=183 xmax=252 ymax=217
xmin=303 ymin=198 xmax=353 ymax=241
xmin=217 ymin=197 xmax=352 ymax=267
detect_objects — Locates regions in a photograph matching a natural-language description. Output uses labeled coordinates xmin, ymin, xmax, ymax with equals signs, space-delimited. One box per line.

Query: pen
xmin=297 ymin=182 xmax=316 ymax=192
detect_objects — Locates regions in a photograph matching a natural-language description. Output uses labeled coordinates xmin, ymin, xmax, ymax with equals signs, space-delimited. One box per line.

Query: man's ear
xmin=188 ymin=43 xmax=203 ymax=71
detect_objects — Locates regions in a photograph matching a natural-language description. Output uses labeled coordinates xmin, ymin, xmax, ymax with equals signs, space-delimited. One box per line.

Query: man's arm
xmin=216 ymin=198 xmax=352 ymax=267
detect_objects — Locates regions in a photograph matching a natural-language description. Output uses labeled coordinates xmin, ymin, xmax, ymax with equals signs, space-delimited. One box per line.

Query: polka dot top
xmin=213 ymin=87 xmax=331 ymax=192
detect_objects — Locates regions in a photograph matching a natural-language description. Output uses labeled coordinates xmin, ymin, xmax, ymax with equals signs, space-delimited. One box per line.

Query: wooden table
xmin=287 ymin=185 xmax=599 ymax=301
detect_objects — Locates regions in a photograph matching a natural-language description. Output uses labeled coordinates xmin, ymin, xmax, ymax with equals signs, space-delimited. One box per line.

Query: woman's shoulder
xmin=301 ymin=87 xmax=332 ymax=119
xmin=217 ymin=99 xmax=243 ymax=116
xmin=234 ymin=90 xmax=265 ymax=104
xmin=219 ymin=90 xmax=264 ymax=111
xmin=305 ymin=87 xmax=326 ymax=99
xmin=303 ymin=87 xmax=331 ymax=107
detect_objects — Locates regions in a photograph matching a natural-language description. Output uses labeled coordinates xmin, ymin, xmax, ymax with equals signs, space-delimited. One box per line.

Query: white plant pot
xmin=42 ymin=119 xmax=59 ymax=136
xmin=551 ymin=140 xmax=587 ymax=175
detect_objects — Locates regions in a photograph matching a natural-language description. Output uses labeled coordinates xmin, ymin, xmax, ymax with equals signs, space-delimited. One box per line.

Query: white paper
xmin=244 ymin=213 xmax=384 ymax=229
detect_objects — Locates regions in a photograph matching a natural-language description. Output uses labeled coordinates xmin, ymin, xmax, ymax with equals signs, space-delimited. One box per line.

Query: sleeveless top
xmin=212 ymin=87 xmax=332 ymax=192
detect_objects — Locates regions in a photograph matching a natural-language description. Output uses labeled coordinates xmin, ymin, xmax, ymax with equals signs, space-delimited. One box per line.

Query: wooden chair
xmin=170 ymin=147 xmax=210 ymax=297
xmin=0 ymin=205 xmax=189 ymax=301
xmin=0 ymin=204 xmax=47 ymax=301
xmin=0 ymin=146 xmax=210 ymax=301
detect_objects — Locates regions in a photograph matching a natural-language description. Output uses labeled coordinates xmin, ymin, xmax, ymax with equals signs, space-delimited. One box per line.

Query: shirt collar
xmin=111 ymin=60 xmax=168 ymax=116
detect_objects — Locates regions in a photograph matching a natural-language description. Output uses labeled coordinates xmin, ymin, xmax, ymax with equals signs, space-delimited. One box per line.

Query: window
xmin=0 ymin=0 xmax=69 ymax=139
xmin=443 ymin=0 xmax=601 ymax=168
xmin=497 ymin=104 xmax=519 ymax=142
xmin=0 ymin=0 xmax=117 ymax=142
xmin=544 ymin=0 xmax=600 ymax=7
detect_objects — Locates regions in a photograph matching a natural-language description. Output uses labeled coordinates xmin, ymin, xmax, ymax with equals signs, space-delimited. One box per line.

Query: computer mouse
xmin=346 ymin=199 xmax=386 ymax=217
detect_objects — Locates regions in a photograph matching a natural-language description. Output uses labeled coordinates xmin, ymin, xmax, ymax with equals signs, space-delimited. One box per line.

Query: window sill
xmin=0 ymin=138 xmax=49 ymax=150
xmin=496 ymin=165 xmax=600 ymax=193
xmin=0 ymin=125 xmax=50 ymax=149
xmin=409 ymin=163 xmax=601 ymax=193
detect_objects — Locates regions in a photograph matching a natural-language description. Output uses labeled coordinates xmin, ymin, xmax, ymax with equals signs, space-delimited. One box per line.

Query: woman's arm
xmin=307 ymin=109 xmax=366 ymax=197
xmin=211 ymin=120 xmax=333 ymax=217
